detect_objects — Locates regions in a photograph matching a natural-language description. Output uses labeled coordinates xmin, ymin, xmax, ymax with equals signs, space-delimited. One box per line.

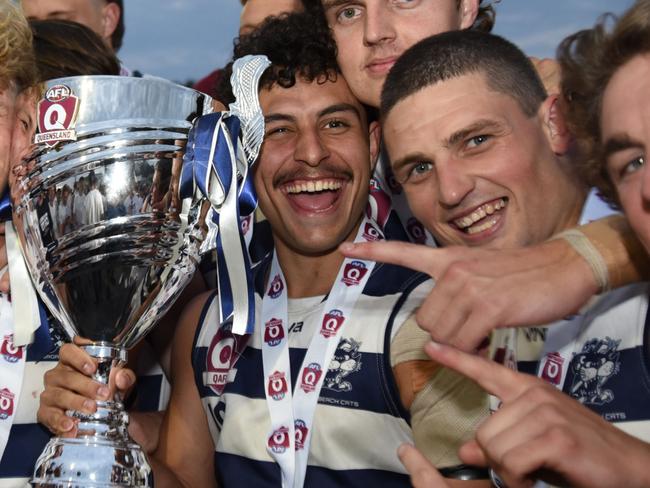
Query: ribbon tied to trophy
xmin=181 ymin=55 xmax=271 ymax=335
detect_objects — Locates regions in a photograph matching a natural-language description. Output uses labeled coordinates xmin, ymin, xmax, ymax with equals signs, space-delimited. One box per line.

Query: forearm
xmin=128 ymin=411 xmax=164 ymax=455
xmin=580 ymin=215 xmax=650 ymax=288
xmin=149 ymin=456 xmax=188 ymax=488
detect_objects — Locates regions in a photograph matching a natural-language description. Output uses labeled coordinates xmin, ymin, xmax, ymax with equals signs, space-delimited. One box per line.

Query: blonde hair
xmin=0 ymin=0 xmax=37 ymax=91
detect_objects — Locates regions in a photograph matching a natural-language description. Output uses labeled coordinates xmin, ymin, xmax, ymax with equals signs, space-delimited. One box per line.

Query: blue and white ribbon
xmin=181 ymin=55 xmax=271 ymax=335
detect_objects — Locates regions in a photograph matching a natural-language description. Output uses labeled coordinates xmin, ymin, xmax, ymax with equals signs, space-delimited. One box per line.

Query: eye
xmin=265 ymin=126 xmax=290 ymax=137
xmin=323 ymin=119 xmax=350 ymax=130
xmin=466 ymin=134 xmax=491 ymax=149
xmin=405 ymin=161 xmax=433 ymax=182
xmin=620 ymin=156 xmax=645 ymax=178
xmin=336 ymin=6 xmax=362 ymax=24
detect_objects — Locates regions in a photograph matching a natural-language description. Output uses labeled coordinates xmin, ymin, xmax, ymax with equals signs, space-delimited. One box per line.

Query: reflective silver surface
xmin=10 ymin=76 xmax=213 ymax=487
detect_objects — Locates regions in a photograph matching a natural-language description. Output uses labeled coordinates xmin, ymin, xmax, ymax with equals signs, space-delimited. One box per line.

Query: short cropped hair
xmin=107 ymin=0 xmax=124 ymax=51
xmin=301 ymin=0 xmax=497 ymax=32
xmin=216 ymin=11 xmax=339 ymax=104
xmin=0 ymin=0 xmax=37 ymax=91
xmin=558 ymin=0 xmax=650 ymax=205
xmin=381 ymin=30 xmax=547 ymax=120
xmin=31 ymin=19 xmax=121 ymax=81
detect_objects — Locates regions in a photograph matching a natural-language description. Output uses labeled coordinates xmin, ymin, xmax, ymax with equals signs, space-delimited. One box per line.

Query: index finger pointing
xmin=339 ymin=241 xmax=452 ymax=278
xmin=424 ymin=341 xmax=537 ymax=403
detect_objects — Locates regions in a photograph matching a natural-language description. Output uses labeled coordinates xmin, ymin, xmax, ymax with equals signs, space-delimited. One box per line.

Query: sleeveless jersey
xmin=192 ymin=260 xmax=430 ymax=487
xmin=537 ymin=284 xmax=650 ymax=440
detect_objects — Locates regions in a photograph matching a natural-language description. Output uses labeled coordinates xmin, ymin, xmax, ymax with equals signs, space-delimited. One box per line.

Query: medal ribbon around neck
xmin=260 ymin=215 xmax=383 ymax=488
xmin=0 ymin=292 xmax=24 ymax=461
xmin=180 ymin=55 xmax=271 ymax=335
xmin=537 ymin=316 xmax=584 ymax=391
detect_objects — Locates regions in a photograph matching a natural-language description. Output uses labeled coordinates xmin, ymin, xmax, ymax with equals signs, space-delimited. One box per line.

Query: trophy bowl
xmin=10 ymin=76 xmax=213 ymax=487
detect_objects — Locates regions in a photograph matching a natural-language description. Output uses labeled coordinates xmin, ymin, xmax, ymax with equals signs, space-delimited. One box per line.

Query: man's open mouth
xmin=283 ymin=178 xmax=345 ymax=212
xmin=452 ymin=198 xmax=507 ymax=235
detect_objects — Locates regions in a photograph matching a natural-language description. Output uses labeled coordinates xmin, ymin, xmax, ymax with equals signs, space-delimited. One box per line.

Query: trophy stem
xmin=72 ymin=343 xmax=129 ymax=439
xmin=32 ymin=342 xmax=152 ymax=487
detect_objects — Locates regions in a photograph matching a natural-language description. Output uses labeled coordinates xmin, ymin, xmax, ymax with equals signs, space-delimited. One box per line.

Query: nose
xmin=436 ymin=160 xmax=475 ymax=208
xmin=294 ymin=128 xmax=330 ymax=167
xmin=364 ymin=4 xmax=396 ymax=46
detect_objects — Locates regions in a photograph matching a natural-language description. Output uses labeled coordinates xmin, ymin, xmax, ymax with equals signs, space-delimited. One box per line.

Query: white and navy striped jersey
xmin=192 ymin=259 xmax=430 ymax=487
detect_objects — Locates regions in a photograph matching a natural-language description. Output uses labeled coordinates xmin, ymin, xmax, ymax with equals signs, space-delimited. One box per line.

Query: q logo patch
xmin=35 ymin=84 xmax=80 ymax=146
xmin=320 ymin=309 xmax=345 ymax=338
xmin=342 ymin=260 xmax=368 ymax=287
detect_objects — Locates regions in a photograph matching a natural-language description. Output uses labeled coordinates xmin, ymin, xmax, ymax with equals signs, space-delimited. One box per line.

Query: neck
xmin=556 ymin=169 xmax=591 ymax=233
xmin=273 ymin=221 xmax=362 ymax=299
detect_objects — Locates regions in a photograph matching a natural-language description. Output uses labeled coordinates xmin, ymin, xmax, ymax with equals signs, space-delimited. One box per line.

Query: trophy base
xmin=31 ymin=436 xmax=151 ymax=487
xmin=32 ymin=345 xmax=151 ymax=487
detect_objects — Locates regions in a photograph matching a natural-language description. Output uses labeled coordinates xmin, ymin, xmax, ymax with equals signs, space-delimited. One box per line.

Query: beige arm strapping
xmin=556 ymin=215 xmax=650 ymax=292
xmin=391 ymin=316 xmax=489 ymax=468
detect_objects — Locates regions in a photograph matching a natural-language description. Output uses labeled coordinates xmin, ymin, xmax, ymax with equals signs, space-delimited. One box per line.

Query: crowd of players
xmin=1 ymin=0 xmax=650 ymax=487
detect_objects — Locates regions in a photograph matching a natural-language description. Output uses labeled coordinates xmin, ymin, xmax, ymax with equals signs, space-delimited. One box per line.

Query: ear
xmin=539 ymin=94 xmax=571 ymax=155
xmin=101 ymin=2 xmax=121 ymax=48
xmin=458 ymin=0 xmax=479 ymax=29
xmin=368 ymin=121 xmax=382 ymax=172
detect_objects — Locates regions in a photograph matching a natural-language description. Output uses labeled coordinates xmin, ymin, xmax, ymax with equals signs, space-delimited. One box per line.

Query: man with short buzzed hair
xmin=341 ymin=28 xmax=650 ymax=487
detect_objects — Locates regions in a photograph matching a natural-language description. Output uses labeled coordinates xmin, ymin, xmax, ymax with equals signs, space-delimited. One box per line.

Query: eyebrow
xmin=321 ymin=0 xmax=352 ymax=11
xmin=602 ymin=134 xmax=643 ymax=159
xmin=264 ymin=113 xmax=295 ymax=124
xmin=264 ymin=103 xmax=361 ymax=124
xmin=444 ymin=119 xmax=505 ymax=148
xmin=44 ymin=10 xmax=73 ymax=18
xmin=318 ymin=103 xmax=361 ymax=120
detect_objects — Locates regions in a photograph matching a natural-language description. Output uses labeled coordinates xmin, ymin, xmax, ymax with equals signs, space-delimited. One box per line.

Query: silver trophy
xmin=10 ymin=76 xmax=213 ymax=487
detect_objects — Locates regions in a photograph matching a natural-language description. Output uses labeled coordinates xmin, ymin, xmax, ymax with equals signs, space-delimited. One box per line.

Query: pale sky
xmin=119 ymin=1 xmax=634 ymax=83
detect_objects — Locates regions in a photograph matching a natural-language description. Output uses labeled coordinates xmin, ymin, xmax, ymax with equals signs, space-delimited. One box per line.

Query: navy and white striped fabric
xmin=540 ymin=284 xmax=650 ymax=440
xmin=0 ymin=315 xmax=58 ymax=488
xmin=192 ymin=259 xmax=430 ymax=487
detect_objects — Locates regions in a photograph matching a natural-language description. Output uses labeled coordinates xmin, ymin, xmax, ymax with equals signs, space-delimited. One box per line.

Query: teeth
xmin=466 ymin=218 xmax=498 ymax=235
xmin=454 ymin=198 xmax=506 ymax=229
xmin=285 ymin=179 xmax=342 ymax=194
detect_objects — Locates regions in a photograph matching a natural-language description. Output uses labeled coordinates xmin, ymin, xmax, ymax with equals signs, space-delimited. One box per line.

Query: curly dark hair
xmin=215 ymin=10 xmax=339 ymax=105
xmin=558 ymin=0 xmax=650 ymax=206
xmin=300 ymin=0 xmax=498 ymax=33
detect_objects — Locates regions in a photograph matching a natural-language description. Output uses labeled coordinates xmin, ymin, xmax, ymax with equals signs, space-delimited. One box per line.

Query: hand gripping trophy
xmin=10 ymin=55 xmax=270 ymax=487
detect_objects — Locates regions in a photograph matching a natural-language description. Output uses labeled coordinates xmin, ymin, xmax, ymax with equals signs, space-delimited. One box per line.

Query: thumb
xmin=398 ymin=443 xmax=450 ymax=487
xmin=459 ymin=439 xmax=487 ymax=467
xmin=115 ymin=368 xmax=137 ymax=392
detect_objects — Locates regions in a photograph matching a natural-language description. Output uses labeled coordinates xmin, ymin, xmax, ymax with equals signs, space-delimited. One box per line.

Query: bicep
xmin=153 ymin=291 xmax=217 ymax=487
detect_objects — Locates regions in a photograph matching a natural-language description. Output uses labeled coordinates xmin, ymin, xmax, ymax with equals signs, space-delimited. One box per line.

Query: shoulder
xmin=365 ymin=261 xmax=431 ymax=298
xmin=171 ymin=290 xmax=218 ymax=375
